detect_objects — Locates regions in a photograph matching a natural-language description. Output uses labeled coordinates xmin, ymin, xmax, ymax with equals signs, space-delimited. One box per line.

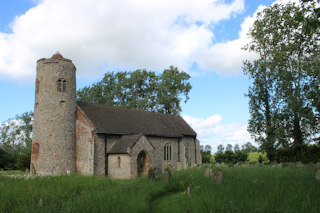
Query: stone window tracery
xmin=57 ymin=78 xmax=66 ymax=92
xmin=118 ymin=156 xmax=121 ymax=168
xmin=164 ymin=143 xmax=171 ymax=161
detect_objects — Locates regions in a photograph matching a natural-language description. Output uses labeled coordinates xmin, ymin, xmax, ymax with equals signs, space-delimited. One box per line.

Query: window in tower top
xmin=57 ymin=79 xmax=66 ymax=92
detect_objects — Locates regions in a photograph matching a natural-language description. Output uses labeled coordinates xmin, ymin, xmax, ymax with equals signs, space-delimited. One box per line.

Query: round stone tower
xmin=31 ymin=52 xmax=77 ymax=174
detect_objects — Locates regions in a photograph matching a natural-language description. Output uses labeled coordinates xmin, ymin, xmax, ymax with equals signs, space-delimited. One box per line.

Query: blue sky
xmin=0 ymin=0 xmax=287 ymax=151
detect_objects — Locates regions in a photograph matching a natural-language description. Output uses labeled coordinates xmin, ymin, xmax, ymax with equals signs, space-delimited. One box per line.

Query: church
xmin=30 ymin=52 xmax=201 ymax=179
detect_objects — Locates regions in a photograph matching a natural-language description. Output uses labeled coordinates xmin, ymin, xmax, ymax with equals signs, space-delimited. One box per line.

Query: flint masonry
xmin=30 ymin=52 xmax=201 ymax=179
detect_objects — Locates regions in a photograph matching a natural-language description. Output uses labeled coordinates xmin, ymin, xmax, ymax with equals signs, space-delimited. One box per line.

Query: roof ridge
xmin=77 ymin=101 xmax=180 ymax=117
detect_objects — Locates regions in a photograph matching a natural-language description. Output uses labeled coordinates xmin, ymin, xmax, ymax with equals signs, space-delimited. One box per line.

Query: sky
xmin=0 ymin=0 xmax=294 ymax=152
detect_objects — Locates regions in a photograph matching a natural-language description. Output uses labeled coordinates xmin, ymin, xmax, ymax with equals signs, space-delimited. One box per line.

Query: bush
xmin=214 ymin=150 xmax=248 ymax=164
xmin=15 ymin=151 xmax=31 ymax=171
xmin=274 ymin=144 xmax=320 ymax=163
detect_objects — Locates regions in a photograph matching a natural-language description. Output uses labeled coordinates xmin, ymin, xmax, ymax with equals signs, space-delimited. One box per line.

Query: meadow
xmin=0 ymin=166 xmax=319 ymax=213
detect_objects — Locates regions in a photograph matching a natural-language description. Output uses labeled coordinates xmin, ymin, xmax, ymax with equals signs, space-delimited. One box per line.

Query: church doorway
xmin=137 ymin=151 xmax=149 ymax=175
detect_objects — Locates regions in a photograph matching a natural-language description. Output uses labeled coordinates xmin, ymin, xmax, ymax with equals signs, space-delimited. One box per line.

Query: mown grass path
xmin=149 ymin=192 xmax=188 ymax=213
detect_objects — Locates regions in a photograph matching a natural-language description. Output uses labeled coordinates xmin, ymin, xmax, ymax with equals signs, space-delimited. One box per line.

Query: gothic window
xmin=36 ymin=80 xmax=40 ymax=93
xmin=164 ymin=143 xmax=172 ymax=161
xmin=57 ymin=79 xmax=66 ymax=92
xmin=118 ymin=156 xmax=121 ymax=168
xmin=32 ymin=143 xmax=39 ymax=155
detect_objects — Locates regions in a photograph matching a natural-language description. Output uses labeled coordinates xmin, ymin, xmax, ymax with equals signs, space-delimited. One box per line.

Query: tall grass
xmin=1 ymin=166 xmax=319 ymax=213
xmin=0 ymin=175 xmax=167 ymax=213
xmin=161 ymin=166 xmax=320 ymax=213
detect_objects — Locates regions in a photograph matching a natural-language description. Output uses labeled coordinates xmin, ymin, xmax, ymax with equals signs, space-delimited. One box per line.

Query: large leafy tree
xmin=0 ymin=112 xmax=33 ymax=170
xmin=243 ymin=2 xmax=320 ymax=160
xmin=77 ymin=66 xmax=191 ymax=114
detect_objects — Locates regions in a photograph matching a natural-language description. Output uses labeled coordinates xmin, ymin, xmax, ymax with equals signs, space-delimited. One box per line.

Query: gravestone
xmin=148 ymin=168 xmax=155 ymax=180
xmin=211 ymin=168 xmax=224 ymax=184
xmin=296 ymin=161 xmax=303 ymax=167
xmin=306 ymin=162 xmax=316 ymax=169
xmin=288 ymin=162 xmax=297 ymax=169
xmin=315 ymin=169 xmax=320 ymax=180
xmin=204 ymin=168 xmax=212 ymax=178
xmin=162 ymin=171 xmax=170 ymax=182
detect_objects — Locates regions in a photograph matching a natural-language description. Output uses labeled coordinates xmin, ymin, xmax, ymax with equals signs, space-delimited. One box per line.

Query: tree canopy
xmin=77 ymin=66 xmax=192 ymax=115
xmin=243 ymin=2 xmax=320 ymax=161
xmin=0 ymin=112 xmax=33 ymax=170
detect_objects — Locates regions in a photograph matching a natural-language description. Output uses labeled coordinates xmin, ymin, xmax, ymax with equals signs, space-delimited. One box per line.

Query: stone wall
xmin=75 ymin=107 xmax=94 ymax=175
xmin=108 ymin=154 xmax=131 ymax=179
xmin=129 ymin=135 xmax=155 ymax=178
xmin=94 ymin=135 xmax=106 ymax=176
xmin=31 ymin=56 xmax=77 ymax=175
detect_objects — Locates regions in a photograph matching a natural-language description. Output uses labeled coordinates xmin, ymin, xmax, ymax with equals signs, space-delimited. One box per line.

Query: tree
xmin=200 ymin=145 xmax=212 ymax=164
xmin=0 ymin=112 xmax=33 ymax=170
xmin=301 ymin=0 xmax=320 ymax=31
xmin=77 ymin=66 xmax=192 ymax=114
xmin=243 ymin=2 xmax=320 ymax=160
xmin=234 ymin=144 xmax=240 ymax=152
xmin=241 ymin=142 xmax=258 ymax=153
xmin=217 ymin=144 xmax=224 ymax=153
xmin=226 ymin=144 xmax=233 ymax=151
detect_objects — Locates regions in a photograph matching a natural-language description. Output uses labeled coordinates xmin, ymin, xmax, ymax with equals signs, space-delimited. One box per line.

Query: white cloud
xmin=0 ymin=0 xmax=247 ymax=82
xmin=183 ymin=114 xmax=253 ymax=152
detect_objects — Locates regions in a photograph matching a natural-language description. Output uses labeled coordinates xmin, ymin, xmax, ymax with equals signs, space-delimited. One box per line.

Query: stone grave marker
xmin=306 ymin=162 xmax=316 ymax=169
xmin=162 ymin=171 xmax=170 ymax=182
xmin=211 ymin=168 xmax=224 ymax=184
xmin=315 ymin=169 xmax=320 ymax=180
xmin=204 ymin=168 xmax=212 ymax=178
xmin=148 ymin=168 xmax=155 ymax=180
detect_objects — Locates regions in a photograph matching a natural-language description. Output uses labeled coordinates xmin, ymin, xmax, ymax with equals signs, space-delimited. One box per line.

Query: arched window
xmin=36 ymin=80 xmax=40 ymax=93
xmin=118 ymin=156 xmax=121 ymax=168
xmin=164 ymin=143 xmax=171 ymax=161
xmin=32 ymin=143 xmax=39 ymax=158
xmin=57 ymin=79 xmax=66 ymax=92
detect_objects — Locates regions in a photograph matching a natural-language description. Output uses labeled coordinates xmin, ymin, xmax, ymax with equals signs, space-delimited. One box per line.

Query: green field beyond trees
xmin=1 ymin=166 xmax=319 ymax=213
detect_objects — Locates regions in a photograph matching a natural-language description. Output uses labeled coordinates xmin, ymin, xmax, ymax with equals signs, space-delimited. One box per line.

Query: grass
xmin=0 ymin=166 xmax=319 ymax=213
xmin=248 ymin=152 xmax=268 ymax=163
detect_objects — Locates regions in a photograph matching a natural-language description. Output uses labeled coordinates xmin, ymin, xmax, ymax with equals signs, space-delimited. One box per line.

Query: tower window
xmin=32 ymin=143 xmax=40 ymax=160
xmin=118 ymin=156 xmax=121 ymax=168
xmin=164 ymin=143 xmax=172 ymax=161
xmin=57 ymin=79 xmax=66 ymax=92
xmin=36 ymin=80 xmax=40 ymax=93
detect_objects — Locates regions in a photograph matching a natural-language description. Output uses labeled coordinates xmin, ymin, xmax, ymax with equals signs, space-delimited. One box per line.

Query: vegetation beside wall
xmin=1 ymin=166 xmax=319 ymax=213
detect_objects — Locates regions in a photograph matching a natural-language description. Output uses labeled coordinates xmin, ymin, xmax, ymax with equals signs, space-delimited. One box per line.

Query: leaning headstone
xmin=315 ymin=169 xmax=320 ymax=180
xmin=211 ymin=168 xmax=224 ymax=184
xmin=204 ymin=168 xmax=212 ymax=178
xmin=162 ymin=171 xmax=170 ymax=182
xmin=148 ymin=168 xmax=155 ymax=180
